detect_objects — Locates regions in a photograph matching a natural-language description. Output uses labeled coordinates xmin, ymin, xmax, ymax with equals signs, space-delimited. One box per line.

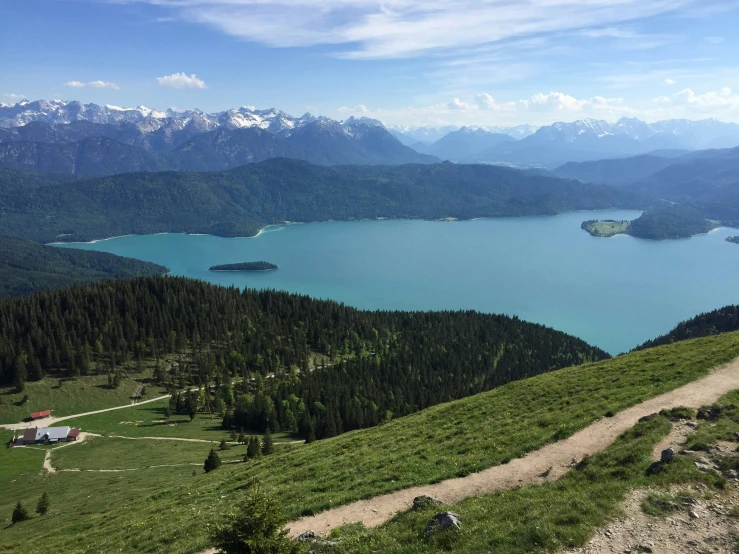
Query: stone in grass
xmin=661 ymin=448 xmax=675 ymax=463
xmin=412 ymin=495 xmax=447 ymax=511
xmin=425 ymin=512 xmax=462 ymax=535
xmin=295 ymin=530 xmax=337 ymax=547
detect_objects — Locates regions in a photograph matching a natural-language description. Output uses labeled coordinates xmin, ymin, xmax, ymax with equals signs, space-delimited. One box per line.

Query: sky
xmin=1 ymin=0 xmax=739 ymax=128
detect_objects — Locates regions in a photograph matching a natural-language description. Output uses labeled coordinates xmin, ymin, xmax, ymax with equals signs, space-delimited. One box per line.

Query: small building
xmin=30 ymin=410 xmax=51 ymax=420
xmin=13 ymin=426 xmax=80 ymax=446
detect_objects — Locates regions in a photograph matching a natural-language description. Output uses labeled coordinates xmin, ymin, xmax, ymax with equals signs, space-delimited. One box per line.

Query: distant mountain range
xmin=389 ymin=124 xmax=538 ymax=145
xmin=443 ymin=118 xmax=739 ymax=167
xmin=0 ymin=100 xmax=437 ymax=173
xmin=2 ymin=100 xmax=739 ymax=174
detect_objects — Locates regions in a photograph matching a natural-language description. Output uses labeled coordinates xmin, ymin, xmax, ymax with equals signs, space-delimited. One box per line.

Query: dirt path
xmin=287 ymin=357 xmax=739 ymax=537
xmin=0 ymin=394 xmax=172 ymax=431
xmin=42 ymin=432 xmax=97 ymax=473
xmin=1 ymin=382 xmax=244 ymax=431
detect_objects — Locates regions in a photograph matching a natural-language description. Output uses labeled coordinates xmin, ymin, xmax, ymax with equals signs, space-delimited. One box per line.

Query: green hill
xmin=0 ymin=276 xmax=607 ymax=439
xmin=0 ymin=235 xmax=168 ymax=297
xmin=1 ymin=330 xmax=737 ymax=553
xmin=637 ymin=305 xmax=739 ymax=350
xmin=0 ymin=159 xmax=649 ymax=243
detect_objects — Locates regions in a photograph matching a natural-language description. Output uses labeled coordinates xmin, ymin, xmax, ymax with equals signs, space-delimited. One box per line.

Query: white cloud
xmin=448 ymin=98 xmax=470 ymax=110
xmin=123 ymin=0 xmax=712 ymax=59
xmin=156 ymin=72 xmax=207 ymax=89
xmin=65 ymin=80 xmax=120 ymax=89
xmin=88 ymin=80 xmax=120 ymax=89
xmin=337 ymin=90 xmax=638 ymax=127
xmin=652 ymin=87 xmax=739 ymax=113
xmin=2 ymin=93 xmax=25 ymax=100
xmin=664 ymin=78 xmax=676 ymax=85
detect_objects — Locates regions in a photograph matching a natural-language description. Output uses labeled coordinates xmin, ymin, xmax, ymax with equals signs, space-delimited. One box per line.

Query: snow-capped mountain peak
xmin=0 ymin=99 xmax=337 ymax=137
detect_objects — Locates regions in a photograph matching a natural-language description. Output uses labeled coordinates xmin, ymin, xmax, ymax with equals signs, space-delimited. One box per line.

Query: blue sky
xmin=2 ymin=0 xmax=739 ymax=127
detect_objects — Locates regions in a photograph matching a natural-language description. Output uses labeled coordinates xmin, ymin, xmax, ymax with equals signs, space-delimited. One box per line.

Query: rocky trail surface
xmin=566 ymin=422 xmax=739 ymax=553
xmin=287 ymin=357 xmax=739 ymax=537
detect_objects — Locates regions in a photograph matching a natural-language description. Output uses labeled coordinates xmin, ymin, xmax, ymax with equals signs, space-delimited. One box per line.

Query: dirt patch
xmin=568 ymin=424 xmax=739 ymax=554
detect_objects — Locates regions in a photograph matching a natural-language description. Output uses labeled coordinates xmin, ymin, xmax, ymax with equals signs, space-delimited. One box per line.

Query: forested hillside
xmin=0 ymin=276 xmax=608 ymax=440
xmin=0 ymin=159 xmax=650 ymax=243
xmin=637 ymin=305 xmax=739 ymax=350
xmin=0 ymin=236 xmax=168 ymax=297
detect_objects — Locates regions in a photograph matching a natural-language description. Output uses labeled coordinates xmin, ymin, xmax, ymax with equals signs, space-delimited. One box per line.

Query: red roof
xmin=67 ymin=428 xmax=80 ymax=438
xmin=31 ymin=410 xmax=51 ymax=419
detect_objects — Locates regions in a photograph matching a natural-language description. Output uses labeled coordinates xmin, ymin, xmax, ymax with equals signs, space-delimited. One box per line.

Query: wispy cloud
xmin=337 ymin=90 xmax=642 ymax=127
xmin=156 ymin=72 xmax=207 ymax=88
xmin=65 ymin=80 xmax=120 ymax=89
xmin=117 ymin=0 xmax=715 ymax=59
xmin=664 ymin=78 xmax=676 ymax=85
xmin=2 ymin=93 xmax=26 ymax=100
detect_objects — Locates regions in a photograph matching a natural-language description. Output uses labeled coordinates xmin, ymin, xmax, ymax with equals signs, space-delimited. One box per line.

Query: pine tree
xmin=204 ymin=449 xmax=222 ymax=473
xmin=36 ymin=493 xmax=49 ymax=516
xmin=261 ymin=428 xmax=274 ymax=456
xmin=237 ymin=431 xmax=246 ymax=444
xmin=219 ymin=440 xmax=230 ymax=451
xmin=12 ymin=501 xmax=29 ymax=524
xmin=246 ymin=436 xmax=261 ymax=459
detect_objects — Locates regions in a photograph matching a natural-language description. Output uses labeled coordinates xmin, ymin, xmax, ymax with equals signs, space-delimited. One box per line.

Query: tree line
xmin=0 ymin=276 xmax=609 ymax=440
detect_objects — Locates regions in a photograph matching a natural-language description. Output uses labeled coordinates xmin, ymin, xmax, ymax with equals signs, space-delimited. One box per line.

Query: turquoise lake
xmin=55 ymin=210 xmax=739 ymax=355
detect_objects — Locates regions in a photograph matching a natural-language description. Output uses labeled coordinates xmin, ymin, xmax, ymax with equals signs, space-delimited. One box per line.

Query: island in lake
xmin=209 ymin=261 xmax=278 ymax=271
xmin=581 ymin=219 xmax=630 ymax=238
xmin=582 ymin=205 xmax=721 ymax=240
xmin=727 ymin=236 xmax=739 ymax=245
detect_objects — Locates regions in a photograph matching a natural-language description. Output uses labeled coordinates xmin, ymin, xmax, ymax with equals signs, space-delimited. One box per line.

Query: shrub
xmin=211 ymin=482 xmax=301 ymax=554
xmin=204 ymin=449 xmax=222 ymax=473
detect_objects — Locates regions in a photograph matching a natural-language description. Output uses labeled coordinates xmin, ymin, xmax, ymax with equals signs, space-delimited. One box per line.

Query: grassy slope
xmin=0 ymin=332 xmax=737 ymax=553
xmin=57 ymin=398 xmax=301 ymax=443
xmin=52 ymin=436 xmax=247 ymax=470
xmin=0 ymin=373 xmax=162 ymax=424
xmin=330 ymin=416 xmax=725 ymax=554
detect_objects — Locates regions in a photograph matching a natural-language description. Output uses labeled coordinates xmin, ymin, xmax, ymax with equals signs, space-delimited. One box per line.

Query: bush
xmin=12 ymin=502 xmax=29 ymax=524
xmin=204 ymin=449 xmax=222 ymax=473
xmin=219 ymin=440 xmax=230 ymax=451
xmin=211 ymin=482 xmax=301 ymax=554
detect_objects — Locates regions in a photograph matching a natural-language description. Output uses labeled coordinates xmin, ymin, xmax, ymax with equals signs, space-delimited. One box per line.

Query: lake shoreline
xmin=46 ymin=211 xmax=648 ymax=246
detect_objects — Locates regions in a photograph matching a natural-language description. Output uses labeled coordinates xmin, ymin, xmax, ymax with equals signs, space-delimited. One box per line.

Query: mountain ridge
xmin=0 ymin=158 xmax=651 ymax=243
